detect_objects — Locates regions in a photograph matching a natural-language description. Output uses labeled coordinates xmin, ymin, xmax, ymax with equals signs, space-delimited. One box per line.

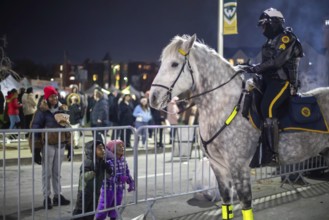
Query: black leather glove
xmin=241 ymin=65 xmax=256 ymax=73
xmin=34 ymin=148 xmax=42 ymax=165
xmin=66 ymin=145 xmax=74 ymax=161
xmin=103 ymin=160 xmax=112 ymax=175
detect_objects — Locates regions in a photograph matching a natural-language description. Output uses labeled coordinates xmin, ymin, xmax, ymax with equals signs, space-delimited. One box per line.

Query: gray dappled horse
xmin=149 ymin=34 xmax=329 ymax=220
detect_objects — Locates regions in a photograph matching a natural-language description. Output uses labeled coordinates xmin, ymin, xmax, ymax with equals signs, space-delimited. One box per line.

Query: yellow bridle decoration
xmin=178 ymin=48 xmax=188 ymax=56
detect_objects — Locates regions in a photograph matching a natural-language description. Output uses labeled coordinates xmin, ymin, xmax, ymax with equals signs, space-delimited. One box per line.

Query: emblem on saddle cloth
xmin=248 ymin=95 xmax=329 ymax=133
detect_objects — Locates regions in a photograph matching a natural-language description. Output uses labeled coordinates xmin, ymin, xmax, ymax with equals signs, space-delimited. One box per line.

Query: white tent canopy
xmin=20 ymin=77 xmax=32 ymax=88
xmin=0 ymin=75 xmax=22 ymax=96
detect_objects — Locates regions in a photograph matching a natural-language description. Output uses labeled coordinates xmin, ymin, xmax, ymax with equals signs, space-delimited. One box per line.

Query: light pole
xmin=218 ymin=0 xmax=224 ymax=57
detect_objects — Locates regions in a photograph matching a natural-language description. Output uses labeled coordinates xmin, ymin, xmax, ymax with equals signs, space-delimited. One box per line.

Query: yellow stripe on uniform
xmin=269 ymin=81 xmax=289 ymax=118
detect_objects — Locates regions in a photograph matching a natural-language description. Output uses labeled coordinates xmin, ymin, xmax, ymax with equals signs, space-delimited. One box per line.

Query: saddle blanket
xmin=249 ymin=95 xmax=329 ymax=133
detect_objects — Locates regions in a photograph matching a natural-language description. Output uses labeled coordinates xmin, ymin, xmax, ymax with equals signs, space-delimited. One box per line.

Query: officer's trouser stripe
xmin=268 ymin=81 xmax=289 ymax=118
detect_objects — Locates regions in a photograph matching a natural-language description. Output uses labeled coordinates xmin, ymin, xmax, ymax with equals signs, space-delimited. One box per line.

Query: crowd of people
xmin=0 ymin=84 xmax=198 ymax=148
xmin=0 ymin=84 xmax=197 ymax=218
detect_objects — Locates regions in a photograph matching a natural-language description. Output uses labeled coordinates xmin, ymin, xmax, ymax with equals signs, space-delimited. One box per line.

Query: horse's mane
xmin=160 ymin=35 xmax=226 ymax=63
xmin=302 ymin=87 xmax=329 ymax=97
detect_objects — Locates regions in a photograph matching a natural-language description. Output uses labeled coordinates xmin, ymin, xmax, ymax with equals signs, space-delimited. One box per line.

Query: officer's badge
xmin=281 ymin=36 xmax=290 ymax=43
xmin=301 ymin=107 xmax=311 ymax=117
xmin=279 ymin=43 xmax=286 ymax=50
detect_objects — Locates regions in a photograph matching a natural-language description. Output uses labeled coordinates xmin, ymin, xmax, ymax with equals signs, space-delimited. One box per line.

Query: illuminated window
xmin=236 ymin=58 xmax=245 ymax=64
xmin=138 ymin=64 xmax=142 ymax=69
xmin=93 ymin=74 xmax=98 ymax=81
xmin=142 ymin=73 xmax=147 ymax=80
xmin=143 ymin=65 xmax=151 ymax=70
xmin=228 ymin=59 xmax=234 ymax=65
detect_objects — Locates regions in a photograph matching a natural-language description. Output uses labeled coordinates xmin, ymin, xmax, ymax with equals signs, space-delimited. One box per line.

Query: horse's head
xmin=149 ymin=34 xmax=197 ymax=109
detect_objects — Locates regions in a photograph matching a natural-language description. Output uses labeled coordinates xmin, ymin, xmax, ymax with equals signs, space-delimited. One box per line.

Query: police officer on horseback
xmin=242 ymin=8 xmax=304 ymax=163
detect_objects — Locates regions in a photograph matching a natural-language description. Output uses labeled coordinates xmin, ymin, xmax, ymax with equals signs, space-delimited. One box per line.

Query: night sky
xmin=1 ymin=0 xmax=328 ymax=64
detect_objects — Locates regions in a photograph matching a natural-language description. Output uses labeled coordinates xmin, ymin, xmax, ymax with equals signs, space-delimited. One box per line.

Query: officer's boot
xmin=264 ymin=118 xmax=279 ymax=164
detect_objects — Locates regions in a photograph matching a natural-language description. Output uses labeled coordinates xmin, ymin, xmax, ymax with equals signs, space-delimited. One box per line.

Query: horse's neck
xmin=192 ymin=56 xmax=243 ymax=135
xmin=195 ymin=59 xmax=241 ymax=112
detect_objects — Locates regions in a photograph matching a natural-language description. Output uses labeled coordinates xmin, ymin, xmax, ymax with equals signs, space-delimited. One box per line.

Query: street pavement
xmin=1 ymin=134 xmax=329 ymax=220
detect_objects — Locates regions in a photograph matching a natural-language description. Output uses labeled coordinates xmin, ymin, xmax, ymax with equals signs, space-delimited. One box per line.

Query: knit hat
xmin=44 ymin=86 xmax=58 ymax=100
xmin=106 ymin=140 xmax=124 ymax=152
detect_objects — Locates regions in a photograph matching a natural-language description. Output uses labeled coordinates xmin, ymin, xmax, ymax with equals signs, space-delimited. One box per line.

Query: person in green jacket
xmin=72 ymin=140 xmax=111 ymax=220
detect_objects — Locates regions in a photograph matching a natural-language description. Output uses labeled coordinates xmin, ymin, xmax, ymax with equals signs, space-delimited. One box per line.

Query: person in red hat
xmin=30 ymin=85 xmax=71 ymax=209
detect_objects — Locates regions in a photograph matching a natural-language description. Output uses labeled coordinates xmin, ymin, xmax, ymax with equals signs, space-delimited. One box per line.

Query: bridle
xmin=151 ymin=48 xmax=243 ymax=105
xmin=151 ymin=48 xmax=195 ymax=103
xmin=150 ymin=47 xmax=246 ymax=153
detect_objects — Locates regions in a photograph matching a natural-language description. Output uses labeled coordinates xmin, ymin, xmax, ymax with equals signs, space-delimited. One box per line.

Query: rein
xmin=200 ymin=80 xmax=246 ymax=154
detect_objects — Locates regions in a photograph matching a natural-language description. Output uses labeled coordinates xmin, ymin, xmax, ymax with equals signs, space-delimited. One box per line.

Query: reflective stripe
xmin=178 ymin=48 xmax=187 ymax=56
xmin=269 ymin=81 xmax=289 ymax=118
xmin=242 ymin=208 xmax=254 ymax=220
xmin=225 ymin=106 xmax=238 ymax=125
xmin=222 ymin=204 xmax=234 ymax=219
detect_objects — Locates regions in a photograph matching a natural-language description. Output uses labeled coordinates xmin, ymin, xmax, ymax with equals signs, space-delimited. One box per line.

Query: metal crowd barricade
xmin=0 ymin=125 xmax=328 ymax=219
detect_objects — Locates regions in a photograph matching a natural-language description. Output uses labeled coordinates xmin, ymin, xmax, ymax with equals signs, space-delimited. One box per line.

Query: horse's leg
xmin=209 ymin=161 xmax=235 ymax=220
xmin=231 ymin=166 xmax=254 ymax=220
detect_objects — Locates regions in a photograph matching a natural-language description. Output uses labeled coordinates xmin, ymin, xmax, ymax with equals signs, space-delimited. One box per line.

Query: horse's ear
xmin=185 ymin=34 xmax=196 ymax=53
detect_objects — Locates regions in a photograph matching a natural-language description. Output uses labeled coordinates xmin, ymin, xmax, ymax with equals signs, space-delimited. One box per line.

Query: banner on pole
xmin=223 ymin=0 xmax=238 ymax=35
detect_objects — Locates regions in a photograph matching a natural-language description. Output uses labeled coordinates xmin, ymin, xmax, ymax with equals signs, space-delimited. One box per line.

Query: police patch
xmin=281 ymin=36 xmax=290 ymax=43
xmin=301 ymin=107 xmax=311 ymax=117
xmin=279 ymin=43 xmax=286 ymax=50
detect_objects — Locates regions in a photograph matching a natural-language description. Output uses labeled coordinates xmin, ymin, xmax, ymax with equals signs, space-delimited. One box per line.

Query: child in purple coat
xmin=95 ymin=140 xmax=135 ymax=220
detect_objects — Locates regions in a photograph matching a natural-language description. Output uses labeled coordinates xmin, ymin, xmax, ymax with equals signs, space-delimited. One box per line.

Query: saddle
xmin=243 ymin=76 xmax=329 ymax=168
xmin=243 ymin=78 xmax=329 ymax=134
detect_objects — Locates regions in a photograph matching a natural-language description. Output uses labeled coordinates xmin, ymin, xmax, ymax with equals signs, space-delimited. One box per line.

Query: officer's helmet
xmin=258 ymin=8 xmax=285 ymax=38
xmin=258 ymin=8 xmax=285 ymax=27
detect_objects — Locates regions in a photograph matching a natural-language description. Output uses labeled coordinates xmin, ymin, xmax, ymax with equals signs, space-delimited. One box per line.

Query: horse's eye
xmin=171 ymin=62 xmax=179 ymax=68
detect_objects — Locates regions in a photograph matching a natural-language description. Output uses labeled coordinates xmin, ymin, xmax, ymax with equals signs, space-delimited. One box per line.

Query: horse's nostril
xmin=151 ymin=92 xmax=158 ymax=102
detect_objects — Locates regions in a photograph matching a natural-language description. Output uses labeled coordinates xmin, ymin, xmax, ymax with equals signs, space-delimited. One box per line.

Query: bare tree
xmin=0 ymin=35 xmax=20 ymax=81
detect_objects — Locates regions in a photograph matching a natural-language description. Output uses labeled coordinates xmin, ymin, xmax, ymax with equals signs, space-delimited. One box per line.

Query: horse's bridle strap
xmin=200 ymin=81 xmax=246 ymax=152
xmin=151 ymin=49 xmax=194 ymax=102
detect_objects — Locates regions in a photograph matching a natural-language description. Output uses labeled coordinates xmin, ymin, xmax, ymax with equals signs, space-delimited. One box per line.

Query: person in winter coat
xmin=72 ymin=140 xmax=111 ymax=220
xmin=6 ymin=88 xmax=23 ymax=129
xmin=151 ymin=108 xmax=166 ymax=148
xmin=118 ymin=94 xmax=135 ymax=148
xmin=133 ymin=97 xmax=152 ymax=145
xmin=68 ymin=95 xmax=83 ymax=149
xmin=30 ymin=85 xmax=71 ymax=209
xmin=108 ymin=91 xmax=121 ymax=140
xmin=90 ymin=88 xmax=109 ymax=142
xmin=22 ymin=87 xmax=37 ymax=129
xmin=95 ymin=140 xmax=135 ymax=220
xmin=167 ymin=96 xmax=180 ymax=144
